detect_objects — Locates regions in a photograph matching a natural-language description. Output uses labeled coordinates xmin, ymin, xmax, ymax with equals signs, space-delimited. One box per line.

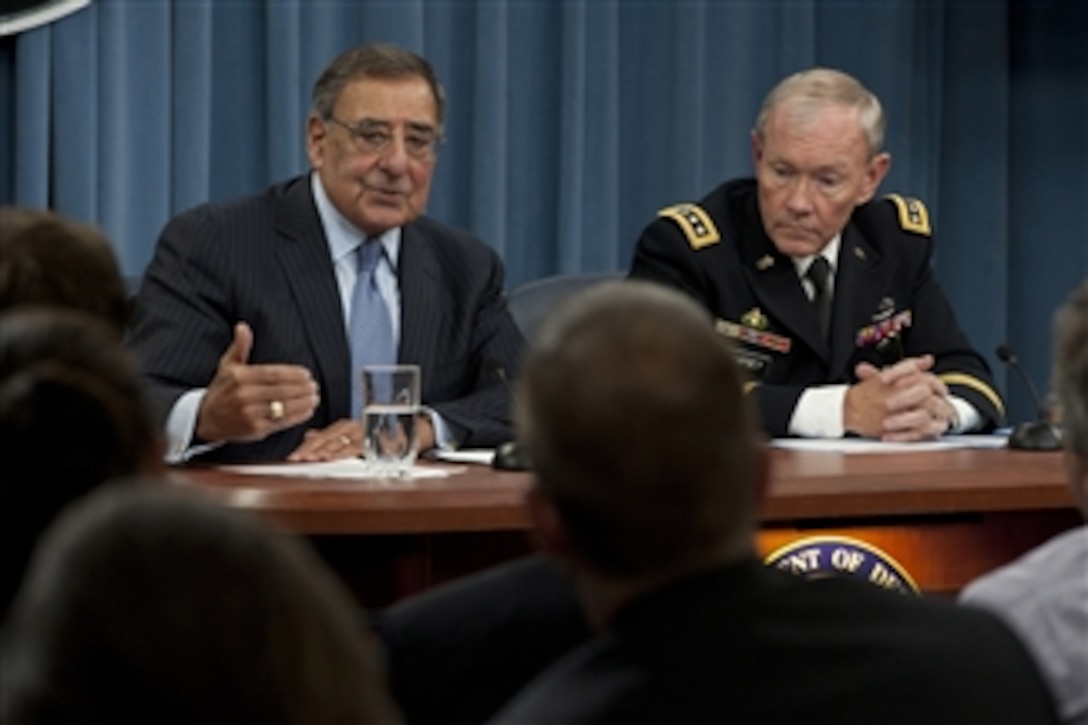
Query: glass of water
xmin=361 ymin=364 xmax=421 ymax=478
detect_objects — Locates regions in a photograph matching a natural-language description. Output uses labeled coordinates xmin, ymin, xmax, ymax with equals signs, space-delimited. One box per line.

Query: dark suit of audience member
xmin=128 ymin=43 xmax=523 ymax=464
xmin=377 ymin=555 xmax=591 ymax=725
xmin=1 ymin=485 xmax=400 ymax=724
xmin=0 ymin=310 xmax=161 ymax=620
xmin=961 ymin=280 xmax=1088 ymax=725
xmin=488 ymin=280 xmax=1057 ymax=724
xmin=629 ymin=68 xmax=1002 ymax=439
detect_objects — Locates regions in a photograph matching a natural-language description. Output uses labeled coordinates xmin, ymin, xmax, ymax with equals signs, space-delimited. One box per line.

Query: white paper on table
xmin=218 ymin=458 xmax=464 ymax=479
xmin=429 ymin=448 xmax=496 ymax=465
xmin=770 ymin=434 xmax=1010 ymax=454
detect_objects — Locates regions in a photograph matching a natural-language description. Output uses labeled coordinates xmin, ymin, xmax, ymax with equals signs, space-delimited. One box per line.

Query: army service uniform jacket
xmin=629 ymin=178 xmax=1004 ymax=437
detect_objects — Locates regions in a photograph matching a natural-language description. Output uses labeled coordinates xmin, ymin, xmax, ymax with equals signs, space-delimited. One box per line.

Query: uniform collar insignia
xmin=755 ymin=254 xmax=775 ymax=271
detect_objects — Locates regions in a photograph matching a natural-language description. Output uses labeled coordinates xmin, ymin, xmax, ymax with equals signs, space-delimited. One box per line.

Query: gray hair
xmin=310 ymin=43 xmax=446 ymax=128
xmin=754 ymin=67 xmax=886 ymax=157
xmin=1053 ymin=280 xmax=1088 ymax=456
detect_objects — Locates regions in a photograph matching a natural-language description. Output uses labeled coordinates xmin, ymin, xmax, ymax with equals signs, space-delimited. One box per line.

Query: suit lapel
xmin=397 ymin=222 xmax=445 ymax=373
xmin=274 ymin=179 xmax=352 ymax=420
xmin=827 ymin=221 xmax=892 ymax=377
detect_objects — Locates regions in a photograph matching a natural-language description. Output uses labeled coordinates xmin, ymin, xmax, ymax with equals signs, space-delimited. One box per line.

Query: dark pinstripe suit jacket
xmin=128 ymin=175 xmax=525 ymax=462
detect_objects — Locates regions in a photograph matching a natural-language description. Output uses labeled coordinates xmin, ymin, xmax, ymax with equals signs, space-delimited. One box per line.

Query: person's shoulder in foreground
xmin=960 ymin=279 xmax=1088 ymax=725
xmin=492 ymin=564 xmax=1060 ymax=725
xmin=376 ymin=554 xmax=591 ymax=725
xmin=127 ymin=42 xmax=523 ymax=465
xmin=484 ymin=277 xmax=1055 ymax=725
xmin=628 ymin=67 xmax=1002 ymax=441
xmin=961 ymin=527 xmax=1087 ymax=725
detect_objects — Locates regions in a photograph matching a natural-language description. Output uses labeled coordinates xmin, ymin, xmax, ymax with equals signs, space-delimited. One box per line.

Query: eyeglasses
xmin=325 ymin=117 xmax=443 ymax=161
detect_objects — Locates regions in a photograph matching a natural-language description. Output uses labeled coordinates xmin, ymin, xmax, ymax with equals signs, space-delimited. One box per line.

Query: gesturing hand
xmin=195 ymin=322 xmax=320 ymax=444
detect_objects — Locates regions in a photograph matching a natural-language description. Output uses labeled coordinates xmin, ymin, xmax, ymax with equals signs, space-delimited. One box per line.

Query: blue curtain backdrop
xmin=1 ymin=0 xmax=1086 ymax=424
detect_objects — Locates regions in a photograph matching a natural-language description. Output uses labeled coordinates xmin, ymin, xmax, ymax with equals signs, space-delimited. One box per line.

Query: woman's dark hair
xmin=0 ymin=207 xmax=130 ymax=336
xmin=0 ymin=308 xmax=160 ymax=616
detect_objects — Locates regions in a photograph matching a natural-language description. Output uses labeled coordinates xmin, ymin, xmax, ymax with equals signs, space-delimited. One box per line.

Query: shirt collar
xmin=311 ymin=172 xmax=401 ymax=270
xmin=791 ymin=233 xmax=841 ymax=278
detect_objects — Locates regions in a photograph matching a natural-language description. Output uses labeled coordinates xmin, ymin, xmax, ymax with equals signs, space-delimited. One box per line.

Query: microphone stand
xmin=995 ymin=345 xmax=1064 ymax=451
xmin=486 ymin=361 xmax=531 ymax=470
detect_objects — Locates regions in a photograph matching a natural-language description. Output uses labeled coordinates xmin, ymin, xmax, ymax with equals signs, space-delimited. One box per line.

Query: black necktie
xmin=806 ymin=257 xmax=832 ymax=340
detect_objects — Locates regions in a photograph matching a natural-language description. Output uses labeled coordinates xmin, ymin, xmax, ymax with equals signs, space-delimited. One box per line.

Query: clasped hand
xmin=844 ymin=354 xmax=955 ymax=442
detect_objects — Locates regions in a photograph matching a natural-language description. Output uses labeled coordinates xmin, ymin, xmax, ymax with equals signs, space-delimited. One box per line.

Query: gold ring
xmin=269 ymin=400 xmax=285 ymax=421
xmin=339 ymin=434 xmax=352 ymax=447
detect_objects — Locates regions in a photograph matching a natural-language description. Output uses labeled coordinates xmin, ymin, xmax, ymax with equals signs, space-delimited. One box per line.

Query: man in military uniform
xmin=629 ymin=68 xmax=1003 ymax=439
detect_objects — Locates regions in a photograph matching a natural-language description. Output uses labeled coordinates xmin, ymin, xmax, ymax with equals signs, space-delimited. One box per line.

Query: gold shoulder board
xmin=658 ymin=203 xmax=721 ymax=249
xmin=885 ymin=194 xmax=931 ymax=237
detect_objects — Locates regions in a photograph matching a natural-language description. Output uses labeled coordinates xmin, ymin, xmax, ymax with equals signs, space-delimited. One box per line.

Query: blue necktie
xmin=349 ymin=240 xmax=395 ymax=418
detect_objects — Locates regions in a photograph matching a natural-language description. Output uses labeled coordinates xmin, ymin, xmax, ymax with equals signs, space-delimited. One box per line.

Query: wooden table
xmin=171 ymin=447 xmax=1080 ymax=604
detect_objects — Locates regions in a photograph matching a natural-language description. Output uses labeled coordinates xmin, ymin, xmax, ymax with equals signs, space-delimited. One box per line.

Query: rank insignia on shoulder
xmin=741 ymin=307 xmax=768 ymax=330
xmin=658 ymin=203 xmax=721 ymax=250
xmin=884 ymin=194 xmax=931 ymax=237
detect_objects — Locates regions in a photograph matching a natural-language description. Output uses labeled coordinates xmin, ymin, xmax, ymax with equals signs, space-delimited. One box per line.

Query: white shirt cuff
xmin=786 ymin=386 xmax=981 ymax=439
xmin=788 ymin=385 xmax=849 ymax=438
xmin=164 ymin=389 xmax=221 ymax=463
xmin=421 ymin=407 xmax=456 ymax=450
xmin=948 ymin=396 xmax=981 ymax=433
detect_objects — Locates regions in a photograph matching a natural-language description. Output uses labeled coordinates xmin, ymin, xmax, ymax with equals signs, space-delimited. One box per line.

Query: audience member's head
xmin=2 ymin=484 xmax=402 ymax=725
xmin=0 ymin=206 xmax=130 ymax=336
xmin=0 ymin=309 xmax=161 ymax=616
xmin=1052 ymin=279 xmax=1088 ymax=514
xmin=515 ymin=281 xmax=764 ymax=623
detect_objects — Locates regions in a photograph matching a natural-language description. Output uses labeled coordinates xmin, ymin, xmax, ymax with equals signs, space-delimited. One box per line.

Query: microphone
xmin=995 ymin=344 xmax=1063 ymax=451
xmin=484 ymin=360 xmax=530 ymax=471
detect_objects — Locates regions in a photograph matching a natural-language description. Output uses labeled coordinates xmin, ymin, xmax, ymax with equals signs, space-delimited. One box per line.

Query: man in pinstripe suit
xmin=128 ymin=44 xmax=524 ymax=463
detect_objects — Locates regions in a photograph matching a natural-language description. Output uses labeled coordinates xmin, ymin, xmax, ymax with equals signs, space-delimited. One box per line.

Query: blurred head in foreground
xmin=1052 ymin=279 xmax=1088 ymax=514
xmin=0 ymin=206 xmax=130 ymax=336
xmin=0 ymin=309 xmax=162 ymax=617
xmin=516 ymin=280 xmax=765 ymax=626
xmin=2 ymin=484 xmax=401 ymax=724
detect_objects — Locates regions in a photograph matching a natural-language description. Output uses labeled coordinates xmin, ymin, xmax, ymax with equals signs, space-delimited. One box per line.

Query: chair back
xmin=507 ymin=272 xmax=623 ymax=341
